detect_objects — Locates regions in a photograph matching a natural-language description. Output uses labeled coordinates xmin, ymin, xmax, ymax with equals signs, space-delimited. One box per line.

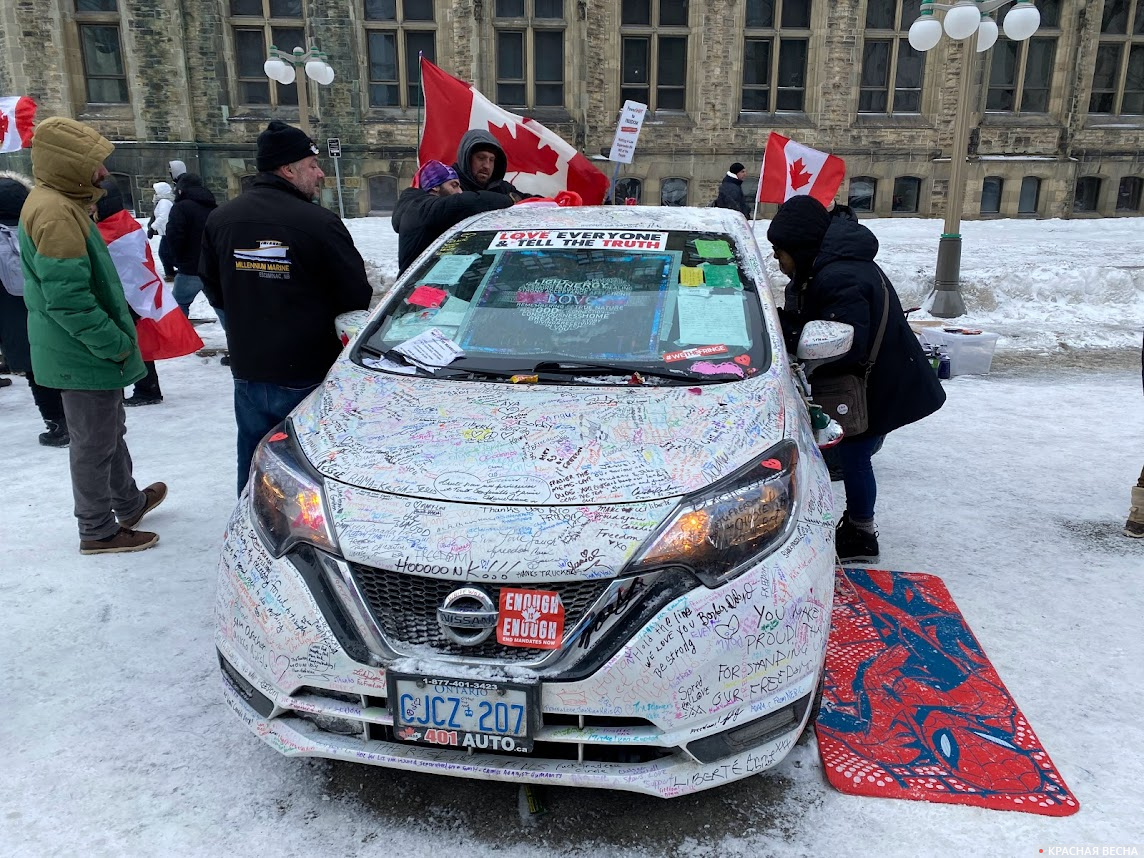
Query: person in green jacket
xmin=20 ymin=117 xmax=166 ymax=555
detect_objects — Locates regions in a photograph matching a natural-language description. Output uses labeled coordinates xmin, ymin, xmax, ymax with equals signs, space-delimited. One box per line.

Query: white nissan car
xmin=214 ymin=206 xmax=842 ymax=797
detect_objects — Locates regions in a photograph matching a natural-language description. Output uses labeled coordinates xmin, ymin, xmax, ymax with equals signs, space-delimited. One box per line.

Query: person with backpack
xmin=0 ymin=170 xmax=69 ymax=446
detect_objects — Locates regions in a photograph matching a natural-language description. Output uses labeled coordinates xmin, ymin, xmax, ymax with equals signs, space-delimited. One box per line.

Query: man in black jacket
xmin=768 ymin=194 xmax=945 ymax=563
xmin=166 ymin=173 xmax=218 ymax=319
xmin=713 ymin=162 xmax=751 ymax=218
xmin=451 ymin=129 xmax=531 ymax=201
xmin=200 ymin=120 xmax=372 ymax=494
xmin=392 ymin=160 xmax=512 ymax=273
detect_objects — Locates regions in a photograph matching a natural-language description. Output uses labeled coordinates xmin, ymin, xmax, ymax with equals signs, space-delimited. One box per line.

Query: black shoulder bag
xmin=810 ymin=275 xmax=890 ymax=437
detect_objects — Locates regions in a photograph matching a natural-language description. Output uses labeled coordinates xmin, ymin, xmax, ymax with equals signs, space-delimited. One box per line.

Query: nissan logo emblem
xmin=437 ymin=586 xmax=498 ymax=646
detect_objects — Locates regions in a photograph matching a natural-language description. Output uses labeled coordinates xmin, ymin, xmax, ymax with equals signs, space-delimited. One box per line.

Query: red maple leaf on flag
xmin=789 ymin=158 xmax=812 ymax=190
xmin=0 ymin=112 xmax=8 ymax=140
xmin=488 ymin=121 xmax=560 ymax=176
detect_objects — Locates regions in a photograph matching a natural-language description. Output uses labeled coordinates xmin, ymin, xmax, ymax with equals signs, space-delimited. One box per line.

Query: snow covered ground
xmin=2 ymin=215 xmax=1142 ymax=857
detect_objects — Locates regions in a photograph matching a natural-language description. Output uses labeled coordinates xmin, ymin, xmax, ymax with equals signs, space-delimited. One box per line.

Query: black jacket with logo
xmin=200 ymin=173 xmax=372 ymax=386
xmin=391 ymin=185 xmax=512 ymax=273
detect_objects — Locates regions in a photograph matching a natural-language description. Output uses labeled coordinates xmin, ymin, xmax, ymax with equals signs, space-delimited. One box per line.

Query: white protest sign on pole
xmin=608 ymin=100 xmax=647 ymax=164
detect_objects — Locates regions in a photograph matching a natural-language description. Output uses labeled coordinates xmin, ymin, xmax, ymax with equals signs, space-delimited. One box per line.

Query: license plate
xmin=388 ymin=674 xmax=535 ymax=753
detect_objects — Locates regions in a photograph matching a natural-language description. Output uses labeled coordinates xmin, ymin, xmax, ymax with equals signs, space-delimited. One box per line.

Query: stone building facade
xmin=1 ymin=0 xmax=1141 ymax=220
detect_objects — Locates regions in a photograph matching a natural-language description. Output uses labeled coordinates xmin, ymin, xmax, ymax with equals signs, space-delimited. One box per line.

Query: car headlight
xmin=249 ymin=421 xmax=340 ymax=558
xmin=627 ymin=440 xmax=798 ymax=588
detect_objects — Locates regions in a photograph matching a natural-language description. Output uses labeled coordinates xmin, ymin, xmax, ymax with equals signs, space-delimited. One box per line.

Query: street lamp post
xmin=263 ymin=44 xmax=335 ymax=138
xmin=908 ymin=0 xmax=1041 ymax=318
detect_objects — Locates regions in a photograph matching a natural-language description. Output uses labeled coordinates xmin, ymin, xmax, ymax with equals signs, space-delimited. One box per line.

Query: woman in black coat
xmin=768 ymin=195 xmax=946 ymax=562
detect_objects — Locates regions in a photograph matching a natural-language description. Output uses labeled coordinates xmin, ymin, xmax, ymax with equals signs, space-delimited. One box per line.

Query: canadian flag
xmin=758 ymin=132 xmax=846 ymax=207
xmin=0 ymin=96 xmax=36 ymax=153
xmin=418 ymin=58 xmax=609 ymax=204
xmin=96 ymin=210 xmax=203 ymax=361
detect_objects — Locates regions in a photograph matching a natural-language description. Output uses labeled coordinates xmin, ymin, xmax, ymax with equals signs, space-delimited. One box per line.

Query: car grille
xmin=348 ymin=564 xmax=611 ymax=661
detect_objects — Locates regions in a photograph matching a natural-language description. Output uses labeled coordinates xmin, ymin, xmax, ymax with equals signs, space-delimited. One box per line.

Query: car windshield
xmin=359 ymin=227 xmax=771 ymax=384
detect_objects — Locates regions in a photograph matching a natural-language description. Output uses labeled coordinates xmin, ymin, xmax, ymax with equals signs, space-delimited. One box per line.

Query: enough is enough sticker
xmin=498 ymin=588 xmax=565 ymax=649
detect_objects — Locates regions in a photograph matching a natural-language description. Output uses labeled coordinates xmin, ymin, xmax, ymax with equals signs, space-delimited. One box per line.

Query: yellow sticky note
xmin=680 ymin=266 xmax=705 ymax=287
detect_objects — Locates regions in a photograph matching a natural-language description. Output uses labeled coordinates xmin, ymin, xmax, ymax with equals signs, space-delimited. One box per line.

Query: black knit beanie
xmin=0 ymin=175 xmax=31 ymax=226
xmin=95 ymin=177 xmax=125 ymax=221
xmin=256 ymin=120 xmax=319 ymax=172
xmin=729 ymin=162 xmax=746 ymax=174
xmin=767 ymin=195 xmax=832 ymax=281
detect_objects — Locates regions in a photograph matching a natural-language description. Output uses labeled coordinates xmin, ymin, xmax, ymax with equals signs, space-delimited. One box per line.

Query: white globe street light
xmin=906 ymin=0 xmax=1041 ymax=318
xmin=909 ymin=15 xmax=944 ymax=52
xmin=263 ymin=42 xmax=335 ymax=137
xmin=943 ymin=2 xmax=982 ymax=40
xmin=976 ymin=15 xmax=999 ymax=52
xmin=1003 ymin=0 xmax=1042 ymax=40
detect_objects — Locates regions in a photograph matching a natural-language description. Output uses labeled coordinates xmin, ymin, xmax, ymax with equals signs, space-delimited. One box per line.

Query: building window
xmin=229 ymin=1 xmax=305 ymax=107
xmin=1117 ymin=176 xmax=1143 ymax=211
xmin=621 ymin=0 xmax=690 ymax=112
xmin=981 ymin=176 xmax=1003 ymax=214
xmin=365 ymin=0 xmax=437 ymax=108
xmin=494 ymin=1 xmax=565 ymax=108
xmin=859 ymin=0 xmax=925 ymax=114
xmin=368 ymin=174 xmax=399 ymax=214
xmin=1018 ymin=176 xmax=1040 ymax=213
xmin=892 ymin=176 xmax=921 ymax=212
xmin=661 ymin=177 xmax=688 ymax=205
xmin=76 ymin=1 xmax=128 ymax=104
xmin=741 ymin=0 xmax=812 ymax=113
xmin=985 ymin=0 xmax=1059 ymax=113
xmin=1090 ymin=0 xmax=1144 ymax=114
xmin=848 ymin=176 xmax=876 ymax=211
xmin=614 ymin=177 xmax=642 ymax=204
xmin=1073 ymin=176 xmax=1102 ymax=212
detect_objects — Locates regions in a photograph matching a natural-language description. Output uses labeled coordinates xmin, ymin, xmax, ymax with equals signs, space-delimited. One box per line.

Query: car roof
xmin=456 ymin=204 xmax=756 ymax=236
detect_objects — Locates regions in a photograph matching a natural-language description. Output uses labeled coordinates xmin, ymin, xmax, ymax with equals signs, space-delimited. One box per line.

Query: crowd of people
xmin=0 ymin=117 xmax=1138 ymax=558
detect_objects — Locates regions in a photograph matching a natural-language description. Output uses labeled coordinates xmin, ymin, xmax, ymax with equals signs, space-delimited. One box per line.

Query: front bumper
xmin=216 ymin=465 xmax=836 ymax=797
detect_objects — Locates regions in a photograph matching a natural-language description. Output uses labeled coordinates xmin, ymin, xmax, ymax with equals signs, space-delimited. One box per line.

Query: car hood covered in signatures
xmin=292 ymin=362 xmax=790 ymax=506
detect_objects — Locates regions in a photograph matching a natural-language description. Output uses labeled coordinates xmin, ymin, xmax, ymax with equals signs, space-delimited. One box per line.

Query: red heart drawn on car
xmin=760 ymin=458 xmax=781 ymax=469
xmin=734 ymin=354 xmax=751 ymax=366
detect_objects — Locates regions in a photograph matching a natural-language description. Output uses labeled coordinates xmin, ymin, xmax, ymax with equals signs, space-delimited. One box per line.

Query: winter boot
xmin=39 ymin=419 xmax=70 ymax=447
xmin=124 ymin=393 xmax=163 ymax=406
xmin=79 ymin=527 xmax=159 ymax=555
xmin=1126 ymin=486 xmax=1144 ymax=538
xmin=118 ymin=482 xmax=168 ymax=529
xmin=836 ymin=511 xmax=880 ymax=563
xmin=0 ymin=377 xmax=11 ymax=388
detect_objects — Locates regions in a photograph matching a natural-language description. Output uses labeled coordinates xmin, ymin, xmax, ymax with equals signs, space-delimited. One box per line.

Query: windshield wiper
xmin=531 ymin=361 xmax=695 ymax=383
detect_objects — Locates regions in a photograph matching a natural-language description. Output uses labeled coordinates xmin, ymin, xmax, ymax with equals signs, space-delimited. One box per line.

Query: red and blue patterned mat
xmin=814 ymin=568 xmax=1079 ymax=816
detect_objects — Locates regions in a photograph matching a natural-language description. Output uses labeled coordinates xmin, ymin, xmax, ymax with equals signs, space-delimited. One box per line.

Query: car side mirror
xmin=335 ymin=310 xmax=370 ymax=347
xmin=796 ymin=320 xmax=855 ymax=361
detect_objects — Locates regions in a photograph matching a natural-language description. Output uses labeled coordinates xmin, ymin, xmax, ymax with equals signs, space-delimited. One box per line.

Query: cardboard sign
xmin=491 ymin=230 xmax=667 ymax=251
xmin=497 ymin=589 xmax=565 ymax=649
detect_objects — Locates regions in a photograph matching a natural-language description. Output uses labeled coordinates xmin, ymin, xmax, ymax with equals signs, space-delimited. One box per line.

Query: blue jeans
xmin=838 ymin=434 xmax=886 ymax=522
xmin=173 ymin=273 xmax=204 ymax=317
xmin=234 ymin=378 xmax=318 ymax=495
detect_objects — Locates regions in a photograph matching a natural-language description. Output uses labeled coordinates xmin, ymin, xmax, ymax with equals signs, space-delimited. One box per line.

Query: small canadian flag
xmin=757 ymin=132 xmax=846 ymax=207
xmin=0 ymin=96 xmax=36 ymax=153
